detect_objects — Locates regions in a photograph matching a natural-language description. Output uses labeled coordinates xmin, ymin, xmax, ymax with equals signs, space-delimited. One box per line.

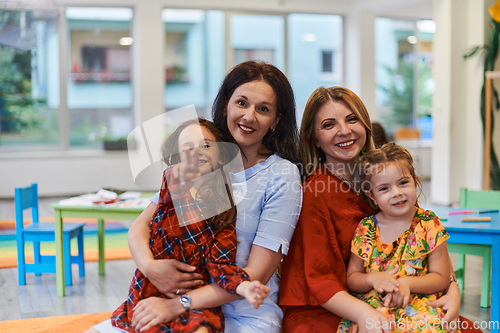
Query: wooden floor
xmin=0 ymin=196 xmax=493 ymax=332
xmin=0 ymin=259 xmax=135 ymax=321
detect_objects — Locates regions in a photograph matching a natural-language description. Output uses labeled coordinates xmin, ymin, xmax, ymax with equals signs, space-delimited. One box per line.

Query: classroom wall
xmin=1 ymin=153 xmax=145 ymax=197
xmin=5 ymin=0 xmax=494 ymax=202
xmin=431 ymin=0 xmax=495 ymax=205
xmin=0 ymin=0 xmax=379 ymax=197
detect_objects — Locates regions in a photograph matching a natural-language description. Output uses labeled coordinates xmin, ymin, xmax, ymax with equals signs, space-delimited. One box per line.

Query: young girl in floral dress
xmin=338 ymin=142 xmax=455 ymax=333
xmin=89 ymin=118 xmax=269 ymax=333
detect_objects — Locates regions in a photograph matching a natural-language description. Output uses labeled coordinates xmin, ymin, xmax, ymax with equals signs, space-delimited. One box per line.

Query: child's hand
xmin=383 ymin=278 xmax=411 ymax=308
xmin=368 ymin=265 xmax=400 ymax=294
xmin=236 ymin=280 xmax=271 ymax=309
xmin=170 ymin=149 xmax=201 ymax=192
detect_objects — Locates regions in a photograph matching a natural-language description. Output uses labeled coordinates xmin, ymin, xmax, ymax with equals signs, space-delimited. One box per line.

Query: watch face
xmin=180 ymin=294 xmax=191 ymax=310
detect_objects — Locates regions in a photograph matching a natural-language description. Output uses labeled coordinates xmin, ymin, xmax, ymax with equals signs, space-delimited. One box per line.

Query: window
xmin=288 ymin=14 xmax=343 ymax=118
xmin=0 ymin=8 xmax=60 ymax=148
xmin=375 ymin=18 xmax=435 ymax=139
xmin=2 ymin=7 xmax=345 ymax=151
xmin=66 ymin=7 xmax=134 ymax=147
xmin=230 ymin=14 xmax=285 ymax=69
xmin=163 ymin=9 xmax=225 ymax=119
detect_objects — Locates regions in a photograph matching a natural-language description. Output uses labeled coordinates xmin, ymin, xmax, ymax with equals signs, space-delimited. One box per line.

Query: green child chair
xmin=15 ymin=183 xmax=86 ymax=286
xmin=448 ymin=188 xmax=500 ymax=308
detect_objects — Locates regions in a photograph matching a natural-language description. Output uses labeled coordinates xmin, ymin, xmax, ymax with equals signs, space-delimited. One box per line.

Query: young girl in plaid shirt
xmin=90 ymin=118 xmax=269 ymax=333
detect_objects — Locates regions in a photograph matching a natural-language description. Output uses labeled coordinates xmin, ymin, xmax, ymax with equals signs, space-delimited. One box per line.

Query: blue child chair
xmin=15 ymin=183 xmax=86 ymax=286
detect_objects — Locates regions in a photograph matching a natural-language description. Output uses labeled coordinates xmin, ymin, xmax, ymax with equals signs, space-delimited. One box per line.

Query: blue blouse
xmin=150 ymin=153 xmax=302 ymax=332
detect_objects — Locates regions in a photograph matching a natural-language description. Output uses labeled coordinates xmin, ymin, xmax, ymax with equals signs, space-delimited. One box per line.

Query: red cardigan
xmin=280 ymin=167 xmax=374 ymax=331
xmin=279 ymin=167 xmax=482 ymax=333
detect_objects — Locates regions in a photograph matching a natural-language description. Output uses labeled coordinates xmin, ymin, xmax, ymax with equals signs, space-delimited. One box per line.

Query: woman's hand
xmin=145 ymin=259 xmax=204 ymax=295
xmin=132 ymin=297 xmax=183 ymax=332
xmin=368 ymin=265 xmax=400 ymax=294
xmin=426 ymin=282 xmax=461 ymax=333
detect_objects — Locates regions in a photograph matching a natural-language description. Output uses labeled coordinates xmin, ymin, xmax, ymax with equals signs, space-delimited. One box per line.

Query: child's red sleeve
xmin=206 ymin=224 xmax=250 ymax=294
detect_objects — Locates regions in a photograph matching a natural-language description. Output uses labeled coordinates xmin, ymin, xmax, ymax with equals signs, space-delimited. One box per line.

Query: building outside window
xmin=66 ymin=7 xmax=134 ymax=147
xmin=1 ymin=7 xmax=344 ymax=151
xmin=288 ymin=13 xmax=343 ymax=119
xmin=163 ymin=9 xmax=225 ymax=120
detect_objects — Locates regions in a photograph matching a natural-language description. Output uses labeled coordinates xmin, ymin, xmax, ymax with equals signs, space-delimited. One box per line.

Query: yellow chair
xmin=449 ymin=188 xmax=500 ymax=308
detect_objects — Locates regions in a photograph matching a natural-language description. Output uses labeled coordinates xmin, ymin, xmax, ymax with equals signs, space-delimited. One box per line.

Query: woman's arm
xmin=187 ymin=244 xmax=283 ymax=309
xmin=132 ymin=245 xmax=282 ymax=332
xmin=321 ymin=291 xmax=393 ymax=333
xmin=347 ymin=253 xmax=399 ymax=294
xmin=426 ymin=255 xmax=461 ymax=333
xmin=128 ymin=202 xmax=156 ymax=271
xmin=128 ymin=202 xmax=204 ymax=295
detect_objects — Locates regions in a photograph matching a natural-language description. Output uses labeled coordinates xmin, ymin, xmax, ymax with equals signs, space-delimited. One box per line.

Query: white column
xmin=133 ymin=2 xmax=165 ymax=124
xmin=344 ymin=10 xmax=377 ymax=118
xmin=431 ymin=0 xmax=489 ymax=204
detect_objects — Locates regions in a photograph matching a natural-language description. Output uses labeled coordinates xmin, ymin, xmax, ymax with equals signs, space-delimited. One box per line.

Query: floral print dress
xmin=337 ymin=208 xmax=454 ymax=333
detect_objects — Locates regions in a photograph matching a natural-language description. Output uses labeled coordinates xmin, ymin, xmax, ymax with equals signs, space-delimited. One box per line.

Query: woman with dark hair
xmin=124 ymin=61 xmax=302 ymax=333
xmin=212 ymin=61 xmax=300 ymax=165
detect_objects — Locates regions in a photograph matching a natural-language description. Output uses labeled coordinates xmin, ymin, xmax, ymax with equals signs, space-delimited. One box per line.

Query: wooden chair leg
xmin=481 ymin=247 xmax=492 ymax=308
xmin=77 ymin=231 xmax=85 ymax=277
xmin=64 ymin=235 xmax=72 ymax=286
xmin=33 ymin=241 xmax=42 ymax=276
xmin=456 ymin=253 xmax=465 ymax=290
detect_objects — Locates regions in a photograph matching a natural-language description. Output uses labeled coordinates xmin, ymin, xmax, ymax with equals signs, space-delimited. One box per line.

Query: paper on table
xmin=58 ymin=194 xmax=101 ymax=206
xmin=119 ymin=191 xmax=142 ymax=200
xmin=119 ymin=198 xmax=151 ymax=208
xmin=96 ymin=189 xmax=118 ymax=199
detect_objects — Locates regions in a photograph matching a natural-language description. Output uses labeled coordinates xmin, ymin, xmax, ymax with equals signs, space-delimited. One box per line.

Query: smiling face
xmin=367 ymin=162 xmax=417 ymax=219
xmin=314 ymin=99 xmax=367 ymax=167
xmin=177 ymin=124 xmax=220 ymax=176
xmin=224 ymin=80 xmax=280 ymax=156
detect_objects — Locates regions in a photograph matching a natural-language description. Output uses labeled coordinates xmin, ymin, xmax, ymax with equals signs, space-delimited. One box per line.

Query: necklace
xmin=324 ymin=163 xmax=355 ymax=190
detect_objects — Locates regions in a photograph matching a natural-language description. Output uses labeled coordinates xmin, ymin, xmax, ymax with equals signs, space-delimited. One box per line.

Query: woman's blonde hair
xmin=358 ymin=142 xmax=422 ymax=210
xmin=299 ymin=86 xmax=375 ymax=177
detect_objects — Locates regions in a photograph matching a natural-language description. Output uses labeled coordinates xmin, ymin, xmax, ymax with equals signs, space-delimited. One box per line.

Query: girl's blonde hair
xmin=299 ymin=86 xmax=375 ymax=177
xmin=358 ymin=142 xmax=422 ymax=210
xmin=161 ymin=117 xmax=237 ymax=232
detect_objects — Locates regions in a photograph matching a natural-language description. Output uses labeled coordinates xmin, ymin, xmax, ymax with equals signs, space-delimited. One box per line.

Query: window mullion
xmin=58 ymin=5 xmax=69 ymax=150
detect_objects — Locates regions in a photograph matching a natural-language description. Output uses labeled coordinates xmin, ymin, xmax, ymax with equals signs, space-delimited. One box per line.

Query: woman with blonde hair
xmin=280 ymin=86 xmax=480 ymax=333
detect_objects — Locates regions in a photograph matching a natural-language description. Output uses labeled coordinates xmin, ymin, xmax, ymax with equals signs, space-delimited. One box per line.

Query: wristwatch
xmin=179 ymin=294 xmax=191 ymax=311
xmin=450 ymin=275 xmax=457 ymax=284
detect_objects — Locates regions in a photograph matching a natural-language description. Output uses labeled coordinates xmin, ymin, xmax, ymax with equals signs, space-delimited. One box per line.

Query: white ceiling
xmin=285 ymin=0 xmax=434 ymax=19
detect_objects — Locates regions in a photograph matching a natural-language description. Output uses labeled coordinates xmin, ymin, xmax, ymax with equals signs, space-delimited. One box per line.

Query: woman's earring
xmin=271 ymin=127 xmax=276 ymax=133
xmin=168 ymin=154 xmax=172 ymax=165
